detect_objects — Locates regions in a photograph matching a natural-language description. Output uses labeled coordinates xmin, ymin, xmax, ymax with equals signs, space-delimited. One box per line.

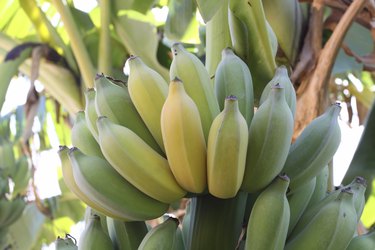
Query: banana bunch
xmin=0 ymin=196 xmax=26 ymax=231
xmin=61 ymin=40 xmax=370 ymax=249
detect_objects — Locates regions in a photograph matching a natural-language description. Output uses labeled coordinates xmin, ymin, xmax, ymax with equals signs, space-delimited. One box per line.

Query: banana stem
xmin=51 ymin=0 xmax=96 ymax=88
xmin=186 ymin=192 xmax=247 ymax=250
xmin=98 ymin=0 xmax=112 ymax=75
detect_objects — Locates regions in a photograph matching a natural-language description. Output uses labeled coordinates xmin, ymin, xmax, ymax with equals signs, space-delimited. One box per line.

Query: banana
xmin=55 ymin=235 xmax=78 ymax=250
xmin=205 ymin=0 xmax=232 ymax=81
xmin=306 ymin=165 xmax=329 ymax=210
xmin=349 ymin=176 xmax=367 ymax=221
xmin=241 ymin=84 xmax=294 ymax=193
xmin=285 ymin=187 xmax=358 ymax=250
xmin=78 ymin=214 xmax=113 ymax=250
xmin=106 ymin=217 xmax=148 ymax=250
xmin=0 ymin=142 xmax=16 ymax=176
xmin=84 ymin=88 xmax=99 ymax=141
xmin=71 ymin=111 xmax=103 ymax=158
xmin=287 ymin=177 xmax=316 ymax=236
xmin=282 ymin=103 xmax=342 ymax=191
xmin=259 ymin=66 xmax=297 ymax=117
xmin=161 ymin=78 xmax=207 ymax=194
xmin=207 ymin=96 xmax=248 ymax=199
xmin=0 ymin=197 xmax=26 ymax=230
xmin=228 ymin=0 xmax=277 ymax=100
xmin=347 ymin=227 xmax=375 ymax=250
xmin=58 ymin=146 xmax=123 ymax=219
xmin=169 ymin=43 xmax=220 ymax=140
xmin=94 ymin=74 xmax=162 ymax=154
xmin=214 ymin=48 xmax=254 ymax=125
xmin=10 ymin=155 xmax=31 ymax=196
xmin=68 ymin=147 xmax=170 ymax=221
xmin=127 ymin=55 xmax=168 ymax=152
xmin=97 ymin=116 xmax=186 ymax=204
xmin=138 ymin=216 xmax=180 ymax=250
xmin=245 ymin=174 xmax=290 ymax=250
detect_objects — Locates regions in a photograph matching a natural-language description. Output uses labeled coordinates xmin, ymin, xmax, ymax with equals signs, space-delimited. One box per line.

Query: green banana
xmin=106 ymin=217 xmax=148 ymax=250
xmin=84 ymin=88 xmax=99 ymax=141
xmin=242 ymin=84 xmax=294 ymax=193
xmin=287 ymin=177 xmax=316 ymax=236
xmin=55 ymin=235 xmax=78 ymax=250
xmin=228 ymin=0 xmax=276 ymax=100
xmin=285 ymin=188 xmax=358 ymax=250
xmin=10 ymin=155 xmax=31 ymax=197
xmin=306 ymin=165 xmax=329 ymax=210
xmin=349 ymin=176 xmax=367 ymax=221
xmin=347 ymin=227 xmax=375 ymax=250
xmin=259 ymin=65 xmax=297 ymax=117
xmin=71 ymin=111 xmax=103 ymax=158
xmin=127 ymin=55 xmax=168 ymax=152
xmin=282 ymin=103 xmax=342 ymax=191
xmin=205 ymin=0 xmax=232 ymax=80
xmin=0 ymin=197 xmax=26 ymax=230
xmin=138 ymin=216 xmax=180 ymax=250
xmin=207 ymin=96 xmax=248 ymax=199
xmin=58 ymin=146 xmax=123 ymax=219
xmin=96 ymin=116 xmax=186 ymax=204
xmin=161 ymin=78 xmax=207 ymax=194
xmin=245 ymin=174 xmax=290 ymax=250
xmin=94 ymin=74 xmax=162 ymax=154
xmin=0 ymin=142 xmax=16 ymax=176
xmin=195 ymin=0 xmax=225 ymax=23
xmin=78 ymin=214 xmax=113 ymax=250
xmin=170 ymin=43 xmax=220 ymax=140
xmin=214 ymin=47 xmax=254 ymax=125
xmin=68 ymin=147 xmax=169 ymax=221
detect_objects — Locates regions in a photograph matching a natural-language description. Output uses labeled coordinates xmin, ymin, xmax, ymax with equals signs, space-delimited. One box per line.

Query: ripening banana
xmin=138 ymin=216 xmax=180 ymax=250
xmin=78 ymin=214 xmax=113 ymax=250
xmin=259 ymin=65 xmax=297 ymax=117
xmin=347 ymin=228 xmax=375 ymax=250
xmin=245 ymin=174 xmax=290 ymax=250
xmin=10 ymin=155 xmax=31 ymax=196
xmin=241 ymin=84 xmax=294 ymax=193
xmin=96 ymin=116 xmax=186 ymax=204
xmin=169 ymin=43 xmax=220 ymax=140
xmin=287 ymin=177 xmax=316 ymax=236
xmin=228 ymin=0 xmax=277 ymax=100
xmin=71 ymin=111 xmax=103 ymax=158
xmin=207 ymin=96 xmax=248 ymax=198
xmin=127 ymin=55 xmax=168 ymax=152
xmin=306 ymin=165 xmax=329 ymax=210
xmin=84 ymin=88 xmax=99 ymax=141
xmin=214 ymin=47 xmax=254 ymax=125
xmin=0 ymin=197 xmax=26 ymax=230
xmin=94 ymin=74 xmax=162 ymax=154
xmin=285 ymin=187 xmax=358 ymax=250
xmin=68 ymin=147 xmax=169 ymax=221
xmin=58 ymin=146 xmax=123 ymax=219
xmin=282 ymin=103 xmax=342 ymax=191
xmin=55 ymin=235 xmax=78 ymax=250
xmin=161 ymin=78 xmax=207 ymax=194
xmin=106 ymin=217 xmax=148 ymax=250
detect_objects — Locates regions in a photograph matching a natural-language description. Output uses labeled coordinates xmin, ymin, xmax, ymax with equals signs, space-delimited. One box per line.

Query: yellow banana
xmin=94 ymin=74 xmax=162 ymax=154
xmin=242 ymin=84 xmax=294 ymax=193
xmin=71 ymin=111 xmax=103 ymax=158
xmin=161 ymin=78 xmax=207 ymax=194
xmin=68 ymin=147 xmax=169 ymax=221
xmin=78 ymin=214 xmax=113 ymax=250
xmin=96 ymin=116 xmax=186 ymax=204
xmin=282 ymin=103 xmax=342 ymax=191
xmin=127 ymin=55 xmax=168 ymax=152
xmin=245 ymin=174 xmax=290 ymax=250
xmin=170 ymin=43 xmax=220 ymax=140
xmin=207 ymin=96 xmax=248 ymax=199
xmin=214 ymin=47 xmax=254 ymax=125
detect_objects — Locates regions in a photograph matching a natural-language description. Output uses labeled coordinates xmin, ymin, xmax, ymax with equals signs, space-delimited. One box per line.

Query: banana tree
xmin=0 ymin=0 xmax=375 ymax=249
